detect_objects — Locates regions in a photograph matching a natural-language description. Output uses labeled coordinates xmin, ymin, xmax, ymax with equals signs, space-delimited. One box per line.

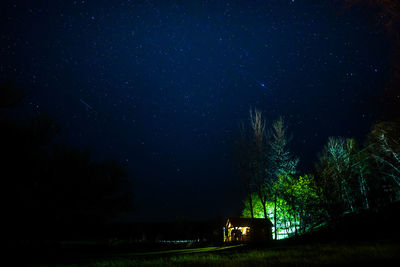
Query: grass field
xmin=32 ymin=241 xmax=400 ymax=266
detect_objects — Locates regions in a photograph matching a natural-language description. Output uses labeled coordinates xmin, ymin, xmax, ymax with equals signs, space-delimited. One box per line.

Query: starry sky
xmin=0 ymin=0 xmax=392 ymax=221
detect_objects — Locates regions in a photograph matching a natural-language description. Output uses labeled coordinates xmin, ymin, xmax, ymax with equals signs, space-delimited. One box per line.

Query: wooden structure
xmin=223 ymin=218 xmax=272 ymax=242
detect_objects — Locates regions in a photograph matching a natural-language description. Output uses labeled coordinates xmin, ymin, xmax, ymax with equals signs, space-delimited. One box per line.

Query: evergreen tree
xmin=268 ymin=117 xmax=298 ymax=239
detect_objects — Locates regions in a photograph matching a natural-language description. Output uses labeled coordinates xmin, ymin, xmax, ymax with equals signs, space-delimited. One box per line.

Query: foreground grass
xmin=35 ymin=242 xmax=400 ymax=266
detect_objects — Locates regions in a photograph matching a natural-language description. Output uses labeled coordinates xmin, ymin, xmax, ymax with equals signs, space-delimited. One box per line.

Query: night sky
xmin=1 ymin=1 xmax=391 ymax=221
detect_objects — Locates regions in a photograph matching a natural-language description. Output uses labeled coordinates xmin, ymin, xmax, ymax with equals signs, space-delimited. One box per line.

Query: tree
xmin=268 ymin=117 xmax=298 ymax=239
xmin=249 ymin=108 xmax=270 ymax=221
xmin=238 ymin=112 xmax=299 ymax=239
xmin=350 ymin=143 xmax=371 ymax=210
xmin=289 ymin=174 xmax=323 ymax=232
xmin=315 ymin=137 xmax=355 ymax=216
xmin=315 ymin=137 xmax=372 ymax=218
xmin=235 ymin=122 xmax=255 ymax=218
xmin=366 ymin=121 xmax=400 ymax=203
xmin=241 ymin=193 xmax=266 ymax=219
xmin=236 ymin=108 xmax=273 ymax=223
xmin=242 ymin=191 xmax=303 ymax=239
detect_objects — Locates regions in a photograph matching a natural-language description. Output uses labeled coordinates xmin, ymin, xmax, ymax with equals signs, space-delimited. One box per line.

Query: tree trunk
xmin=341 ymin=178 xmax=354 ymax=212
xmin=274 ymin=194 xmax=277 ymax=240
xmin=258 ymin=193 xmax=268 ymax=219
xmin=359 ymin=167 xmax=369 ymax=209
xmin=262 ymin=199 xmax=267 ymax=219
xmin=249 ymin=193 xmax=254 ymax=218
xmin=292 ymin=198 xmax=298 ymax=237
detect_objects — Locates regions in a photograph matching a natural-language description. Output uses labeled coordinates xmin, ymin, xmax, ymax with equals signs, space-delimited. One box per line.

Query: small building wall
xmin=224 ymin=218 xmax=272 ymax=242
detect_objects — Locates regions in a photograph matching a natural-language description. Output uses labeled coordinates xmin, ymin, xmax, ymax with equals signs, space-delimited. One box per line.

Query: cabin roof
xmin=227 ymin=217 xmax=272 ymax=227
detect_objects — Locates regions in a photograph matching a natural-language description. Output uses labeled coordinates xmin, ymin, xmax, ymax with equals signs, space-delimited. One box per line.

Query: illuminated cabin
xmin=224 ymin=218 xmax=272 ymax=242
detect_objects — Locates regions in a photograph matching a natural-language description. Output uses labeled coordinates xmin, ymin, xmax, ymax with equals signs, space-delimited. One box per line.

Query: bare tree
xmin=250 ymin=108 xmax=266 ymax=148
xmin=369 ymin=122 xmax=400 ymax=188
xmin=316 ymin=137 xmax=375 ymax=215
xmin=249 ymin=108 xmax=270 ymax=220
xmin=235 ymin=122 xmax=255 ymax=218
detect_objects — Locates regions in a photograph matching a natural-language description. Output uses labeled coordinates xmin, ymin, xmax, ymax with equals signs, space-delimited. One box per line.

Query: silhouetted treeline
xmin=1 ymin=82 xmax=132 ymax=238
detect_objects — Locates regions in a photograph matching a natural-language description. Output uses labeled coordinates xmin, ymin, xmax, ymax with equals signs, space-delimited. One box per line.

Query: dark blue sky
xmin=1 ymin=0 xmax=390 ymax=221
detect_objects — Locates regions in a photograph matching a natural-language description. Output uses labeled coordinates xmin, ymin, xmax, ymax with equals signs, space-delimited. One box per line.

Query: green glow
xmin=242 ymin=174 xmax=322 ymax=239
xmin=242 ymin=194 xmax=297 ymax=240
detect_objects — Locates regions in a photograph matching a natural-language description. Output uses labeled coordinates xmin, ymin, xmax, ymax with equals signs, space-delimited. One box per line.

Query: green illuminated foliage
xmin=242 ymin=173 xmax=324 ymax=237
xmin=242 ymin=193 xmax=298 ymax=239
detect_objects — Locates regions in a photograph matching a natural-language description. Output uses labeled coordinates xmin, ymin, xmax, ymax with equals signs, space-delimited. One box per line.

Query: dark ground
xmin=6 ymin=201 xmax=400 ymax=266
